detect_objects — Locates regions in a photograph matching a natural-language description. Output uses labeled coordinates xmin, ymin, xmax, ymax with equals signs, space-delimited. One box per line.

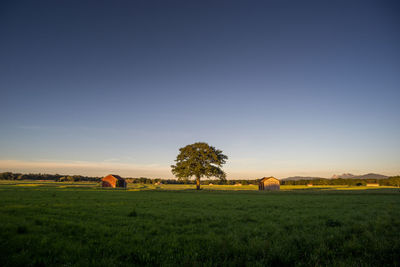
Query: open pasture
xmin=0 ymin=182 xmax=399 ymax=266
xmin=0 ymin=180 xmax=395 ymax=191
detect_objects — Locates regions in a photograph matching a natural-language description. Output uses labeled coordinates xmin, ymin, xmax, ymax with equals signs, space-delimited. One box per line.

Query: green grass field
xmin=0 ymin=182 xmax=399 ymax=266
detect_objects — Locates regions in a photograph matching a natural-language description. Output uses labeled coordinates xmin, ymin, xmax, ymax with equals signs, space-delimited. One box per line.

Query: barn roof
xmin=260 ymin=177 xmax=279 ymax=182
xmin=102 ymin=174 xmax=125 ymax=181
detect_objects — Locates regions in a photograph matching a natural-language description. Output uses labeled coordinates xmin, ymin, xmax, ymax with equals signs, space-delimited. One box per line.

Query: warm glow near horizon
xmin=0 ymin=159 xmax=398 ymax=179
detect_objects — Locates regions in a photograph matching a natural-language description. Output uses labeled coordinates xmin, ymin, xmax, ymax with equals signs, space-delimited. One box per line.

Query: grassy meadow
xmin=0 ymin=182 xmax=399 ymax=266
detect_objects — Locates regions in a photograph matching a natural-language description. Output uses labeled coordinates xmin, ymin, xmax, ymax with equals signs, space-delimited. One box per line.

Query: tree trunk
xmin=196 ymin=177 xmax=200 ymax=190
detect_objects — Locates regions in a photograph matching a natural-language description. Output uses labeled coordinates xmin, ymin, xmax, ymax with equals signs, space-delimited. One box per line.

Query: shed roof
xmin=260 ymin=177 xmax=279 ymax=182
xmin=102 ymin=174 xmax=125 ymax=181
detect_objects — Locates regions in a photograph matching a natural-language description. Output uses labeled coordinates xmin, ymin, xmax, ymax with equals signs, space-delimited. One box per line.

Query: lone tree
xmin=171 ymin=142 xmax=228 ymax=190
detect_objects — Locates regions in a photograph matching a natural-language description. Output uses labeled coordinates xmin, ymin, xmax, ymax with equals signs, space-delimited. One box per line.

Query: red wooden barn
xmin=101 ymin=174 xmax=127 ymax=188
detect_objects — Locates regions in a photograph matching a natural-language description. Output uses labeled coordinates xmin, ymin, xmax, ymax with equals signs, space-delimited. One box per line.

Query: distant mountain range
xmin=331 ymin=173 xmax=388 ymax=179
xmin=331 ymin=173 xmax=355 ymax=179
xmin=282 ymin=173 xmax=388 ymax=181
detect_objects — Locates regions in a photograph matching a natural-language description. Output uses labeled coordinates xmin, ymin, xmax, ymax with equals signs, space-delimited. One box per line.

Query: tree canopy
xmin=171 ymin=142 xmax=228 ymax=190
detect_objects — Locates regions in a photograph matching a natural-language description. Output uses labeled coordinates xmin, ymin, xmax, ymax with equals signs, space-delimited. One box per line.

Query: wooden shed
xmin=102 ymin=174 xmax=127 ymax=188
xmin=259 ymin=177 xmax=280 ymax=191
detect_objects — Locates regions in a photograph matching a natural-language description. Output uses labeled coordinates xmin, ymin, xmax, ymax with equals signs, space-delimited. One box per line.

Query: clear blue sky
xmin=1 ymin=0 xmax=399 ymax=178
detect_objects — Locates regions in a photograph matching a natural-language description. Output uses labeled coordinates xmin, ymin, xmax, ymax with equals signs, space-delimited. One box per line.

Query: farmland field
xmin=0 ymin=182 xmax=399 ymax=266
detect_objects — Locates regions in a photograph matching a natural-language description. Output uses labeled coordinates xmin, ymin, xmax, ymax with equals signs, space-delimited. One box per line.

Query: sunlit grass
xmin=1 ymin=180 xmax=397 ymax=192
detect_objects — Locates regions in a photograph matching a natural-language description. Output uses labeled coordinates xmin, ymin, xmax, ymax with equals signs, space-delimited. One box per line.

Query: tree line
xmin=0 ymin=172 xmax=100 ymax=182
xmin=281 ymin=177 xmax=400 ymax=187
xmin=0 ymin=172 xmax=256 ymax=185
xmin=0 ymin=171 xmax=399 ymax=186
